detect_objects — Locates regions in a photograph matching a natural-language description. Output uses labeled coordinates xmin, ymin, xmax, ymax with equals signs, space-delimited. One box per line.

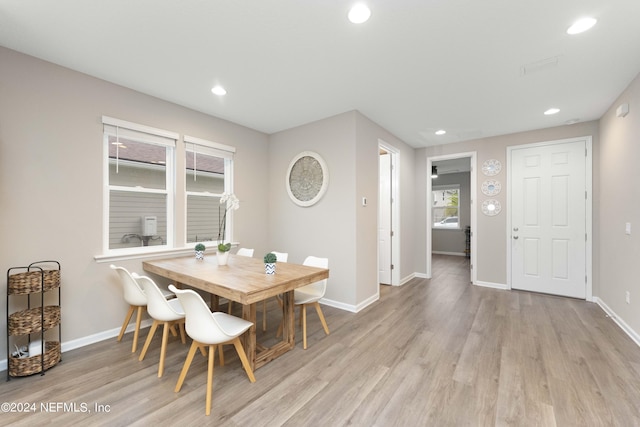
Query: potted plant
xmin=264 ymin=252 xmax=277 ymax=274
xmin=195 ymin=243 xmax=206 ymax=260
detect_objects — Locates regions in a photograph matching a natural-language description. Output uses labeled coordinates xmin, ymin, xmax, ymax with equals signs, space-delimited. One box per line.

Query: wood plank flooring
xmin=2 ymin=255 xmax=640 ymax=426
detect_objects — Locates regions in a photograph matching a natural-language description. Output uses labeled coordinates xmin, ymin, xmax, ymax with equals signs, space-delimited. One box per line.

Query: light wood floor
xmin=3 ymin=255 xmax=640 ymax=426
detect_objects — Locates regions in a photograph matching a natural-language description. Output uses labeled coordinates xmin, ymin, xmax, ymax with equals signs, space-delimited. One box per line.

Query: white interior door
xmin=379 ymin=152 xmax=392 ymax=285
xmin=510 ymin=139 xmax=587 ymax=298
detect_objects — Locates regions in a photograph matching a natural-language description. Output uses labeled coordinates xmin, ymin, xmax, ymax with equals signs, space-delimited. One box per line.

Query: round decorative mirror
xmin=286 ymin=151 xmax=329 ymax=207
xmin=482 ymin=159 xmax=502 ymax=176
xmin=481 ymin=180 xmax=501 ymax=196
xmin=482 ymin=199 xmax=501 ymax=216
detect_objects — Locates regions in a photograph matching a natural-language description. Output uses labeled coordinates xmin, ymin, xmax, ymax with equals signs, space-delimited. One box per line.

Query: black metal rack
xmin=6 ymin=260 xmax=61 ymax=380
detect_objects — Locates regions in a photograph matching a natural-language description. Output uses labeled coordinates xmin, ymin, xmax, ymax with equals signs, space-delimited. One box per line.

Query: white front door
xmin=510 ymin=138 xmax=588 ymax=299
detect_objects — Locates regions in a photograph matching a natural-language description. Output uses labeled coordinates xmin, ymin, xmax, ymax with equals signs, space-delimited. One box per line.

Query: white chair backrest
xmin=302 ymin=256 xmax=329 ymax=296
xmin=168 ymin=285 xmax=240 ymax=344
xmin=271 ymin=251 xmax=289 ymax=262
xmin=110 ymin=264 xmax=147 ymax=306
xmin=237 ymin=248 xmax=254 ymax=257
xmin=134 ymin=274 xmax=184 ymax=321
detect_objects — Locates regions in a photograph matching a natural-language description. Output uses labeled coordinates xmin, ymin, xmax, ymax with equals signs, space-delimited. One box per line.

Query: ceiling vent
xmin=520 ymin=56 xmax=561 ymax=76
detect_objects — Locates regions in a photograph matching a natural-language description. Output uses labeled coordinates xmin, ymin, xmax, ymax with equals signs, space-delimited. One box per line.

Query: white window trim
xmin=184 ymin=136 xmax=235 ymax=250
xmin=100 ymin=117 xmax=177 ymax=258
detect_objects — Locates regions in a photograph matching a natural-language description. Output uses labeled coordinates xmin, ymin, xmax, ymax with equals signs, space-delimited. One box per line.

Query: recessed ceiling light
xmin=348 ymin=4 xmax=371 ymax=24
xmin=544 ymin=108 xmax=560 ymax=115
xmin=435 ymin=130 xmax=446 ymax=135
xmin=567 ymin=17 xmax=597 ymax=35
xmin=211 ymin=85 xmax=227 ymax=96
xmin=565 ymin=118 xmax=580 ymax=125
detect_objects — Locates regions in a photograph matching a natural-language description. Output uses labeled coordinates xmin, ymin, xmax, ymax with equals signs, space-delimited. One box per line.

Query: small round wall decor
xmin=482 ymin=199 xmax=501 ymax=216
xmin=481 ymin=180 xmax=501 ymax=196
xmin=286 ymin=151 xmax=329 ymax=207
xmin=482 ymin=159 xmax=501 ymax=176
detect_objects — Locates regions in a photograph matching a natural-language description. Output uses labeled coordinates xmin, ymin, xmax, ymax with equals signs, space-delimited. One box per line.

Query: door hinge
xmin=391 ymin=264 xmax=394 ymax=270
xmin=585 ymin=233 xmax=587 ymax=242
xmin=390 ymin=230 xmax=394 ymax=237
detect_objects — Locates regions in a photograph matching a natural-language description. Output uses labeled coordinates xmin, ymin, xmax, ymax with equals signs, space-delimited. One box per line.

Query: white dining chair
xmin=299 ymin=256 xmax=330 ymax=349
xmin=169 ymin=284 xmax=255 ymax=416
xmin=110 ymin=264 xmax=174 ymax=353
xmin=236 ymin=248 xmax=254 ymax=257
xmin=134 ymin=274 xmax=186 ymax=378
xmin=280 ymin=256 xmax=330 ymax=349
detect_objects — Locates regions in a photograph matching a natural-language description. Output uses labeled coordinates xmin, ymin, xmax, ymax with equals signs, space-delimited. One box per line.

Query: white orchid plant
xmin=217 ymin=192 xmax=240 ymax=252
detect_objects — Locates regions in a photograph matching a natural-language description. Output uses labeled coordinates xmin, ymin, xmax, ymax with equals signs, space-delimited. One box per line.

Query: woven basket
xmin=8 ymin=306 xmax=61 ymax=336
xmin=8 ymin=341 xmax=61 ymax=377
xmin=8 ymin=270 xmax=60 ymax=295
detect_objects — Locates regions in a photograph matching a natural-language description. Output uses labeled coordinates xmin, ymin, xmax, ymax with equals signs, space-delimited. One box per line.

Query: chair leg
xmin=218 ymin=344 xmax=225 ymax=366
xmin=158 ymin=321 xmax=170 ymax=378
xmin=178 ymin=321 xmax=186 ymax=344
xmin=198 ymin=344 xmax=207 ymax=357
xmin=138 ymin=320 xmax=159 ymax=361
xmin=232 ymin=338 xmax=256 ymax=383
xmin=132 ymin=306 xmax=145 ymax=353
xmin=118 ymin=305 xmax=135 ymax=342
xmin=206 ymin=344 xmax=216 ymax=416
xmin=175 ymin=340 xmax=199 ymax=393
xmin=313 ymin=301 xmax=330 ymax=335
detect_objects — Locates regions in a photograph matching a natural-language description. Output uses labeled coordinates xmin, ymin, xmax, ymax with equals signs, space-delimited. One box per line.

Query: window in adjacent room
xmin=103 ymin=116 xmax=177 ymax=253
xmin=433 ymin=185 xmax=460 ymax=229
xmin=185 ymin=136 xmax=235 ymax=245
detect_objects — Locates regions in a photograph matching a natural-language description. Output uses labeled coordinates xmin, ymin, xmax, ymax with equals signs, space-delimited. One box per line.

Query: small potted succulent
xmin=264 ymin=252 xmax=277 ymax=274
xmin=195 ymin=243 xmax=206 ymax=260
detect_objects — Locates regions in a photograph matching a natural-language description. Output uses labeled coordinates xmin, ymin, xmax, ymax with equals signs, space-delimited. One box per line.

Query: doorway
xmin=508 ymin=137 xmax=592 ymax=299
xmin=379 ymin=141 xmax=400 ymax=285
xmin=426 ymin=152 xmax=477 ymax=283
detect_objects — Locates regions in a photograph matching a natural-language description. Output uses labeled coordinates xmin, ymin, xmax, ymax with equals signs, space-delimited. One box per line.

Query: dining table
xmin=142 ymin=253 xmax=329 ymax=370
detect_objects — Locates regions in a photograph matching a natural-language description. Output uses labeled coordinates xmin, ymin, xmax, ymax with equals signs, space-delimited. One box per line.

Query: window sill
xmin=94 ymin=242 xmax=237 ymax=264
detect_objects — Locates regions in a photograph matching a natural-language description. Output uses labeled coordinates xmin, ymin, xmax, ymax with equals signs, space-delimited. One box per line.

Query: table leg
xmin=283 ymin=290 xmax=295 ymax=349
xmin=241 ymin=303 xmax=257 ymax=371
xmin=210 ymin=295 xmax=220 ymax=311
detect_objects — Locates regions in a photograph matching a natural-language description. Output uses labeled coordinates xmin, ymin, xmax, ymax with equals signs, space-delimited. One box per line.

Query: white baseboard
xmin=474 ymin=280 xmax=509 ymax=290
xmin=433 ymin=251 xmax=466 ymax=257
xmin=594 ymin=297 xmax=640 ymax=348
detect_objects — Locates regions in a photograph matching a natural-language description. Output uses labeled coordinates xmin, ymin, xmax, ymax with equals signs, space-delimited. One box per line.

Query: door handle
xmin=513 ymin=227 xmax=519 ymax=232
xmin=513 ymin=235 xmax=519 ymax=240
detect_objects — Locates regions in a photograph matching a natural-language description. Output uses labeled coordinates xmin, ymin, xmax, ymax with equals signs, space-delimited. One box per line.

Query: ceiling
xmin=1 ymin=1 xmax=639 ymax=148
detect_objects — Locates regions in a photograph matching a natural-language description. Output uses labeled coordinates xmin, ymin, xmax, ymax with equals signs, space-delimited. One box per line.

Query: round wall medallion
xmin=286 ymin=151 xmax=329 ymax=207
xmin=482 ymin=159 xmax=502 ymax=176
xmin=481 ymin=199 xmax=501 ymax=216
xmin=481 ymin=180 xmax=501 ymax=196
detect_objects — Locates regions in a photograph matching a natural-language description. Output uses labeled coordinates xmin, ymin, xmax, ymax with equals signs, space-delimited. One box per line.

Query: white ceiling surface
xmin=1 ymin=1 xmax=639 ymax=148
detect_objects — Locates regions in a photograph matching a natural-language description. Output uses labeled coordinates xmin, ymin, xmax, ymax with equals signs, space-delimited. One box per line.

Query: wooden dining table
xmin=142 ymin=254 xmax=329 ymax=370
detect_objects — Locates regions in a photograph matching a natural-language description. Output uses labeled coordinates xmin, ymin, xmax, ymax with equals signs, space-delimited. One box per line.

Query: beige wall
xmin=598 ymin=71 xmax=640 ymax=337
xmin=268 ymin=111 xmax=414 ymax=309
xmin=0 ymin=47 xmax=270 ymax=357
xmin=416 ymin=120 xmax=600 ymax=286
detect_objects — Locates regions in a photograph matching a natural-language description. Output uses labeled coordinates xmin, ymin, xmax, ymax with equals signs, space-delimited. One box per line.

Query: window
xmin=185 ymin=136 xmax=235 ymax=244
xmin=103 ymin=116 xmax=177 ymax=253
xmin=433 ymin=185 xmax=460 ymax=229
